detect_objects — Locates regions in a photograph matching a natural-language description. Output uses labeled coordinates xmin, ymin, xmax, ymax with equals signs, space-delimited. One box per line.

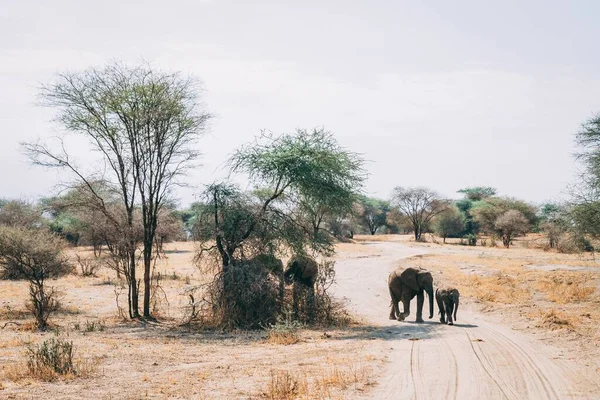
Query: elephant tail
xmin=389 ymin=285 xmax=396 ymax=305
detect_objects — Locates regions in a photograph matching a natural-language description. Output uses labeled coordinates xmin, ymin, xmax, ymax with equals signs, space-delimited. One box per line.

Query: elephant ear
xmin=399 ymin=268 xmax=419 ymax=291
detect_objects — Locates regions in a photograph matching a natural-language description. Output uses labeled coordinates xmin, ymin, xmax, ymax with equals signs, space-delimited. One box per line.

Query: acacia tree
xmin=358 ymin=196 xmax=389 ymax=235
xmin=206 ymin=128 xmax=364 ymax=268
xmin=23 ymin=62 xmax=210 ymax=319
xmin=568 ymin=114 xmax=600 ymax=241
xmin=495 ymin=210 xmax=529 ymax=248
xmin=193 ymin=129 xmax=364 ymax=327
xmin=471 ymin=197 xmax=537 ymax=235
xmin=391 ymin=187 xmax=449 ymax=241
xmin=538 ymin=203 xmax=571 ymax=248
xmin=457 ymin=187 xmax=497 ymax=201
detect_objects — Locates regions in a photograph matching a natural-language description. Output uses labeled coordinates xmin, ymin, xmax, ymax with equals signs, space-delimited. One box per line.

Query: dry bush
xmin=190 ymin=258 xmax=351 ymax=330
xmin=266 ymin=310 xmax=304 ymax=345
xmin=75 ymin=254 xmax=101 ymax=277
xmin=534 ymin=273 xmax=596 ymax=303
xmin=287 ymin=260 xmax=352 ymax=326
xmin=261 ymin=364 xmax=372 ymax=400
xmin=263 ymin=370 xmax=308 ymax=400
xmin=27 ymin=285 xmax=62 ymax=329
xmin=312 ymin=261 xmax=352 ymax=326
xmin=556 ymin=233 xmax=594 ymax=254
xmin=317 ymin=364 xmax=371 ymax=391
xmin=537 ymin=309 xmax=576 ymax=331
xmin=204 ymin=262 xmax=280 ymax=330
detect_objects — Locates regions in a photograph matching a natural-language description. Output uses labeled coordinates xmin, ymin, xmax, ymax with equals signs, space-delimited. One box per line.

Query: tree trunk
xmin=143 ymin=243 xmax=152 ymax=318
xmin=129 ymin=246 xmax=140 ymax=318
xmin=414 ymin=226 xmax=421 ymax=241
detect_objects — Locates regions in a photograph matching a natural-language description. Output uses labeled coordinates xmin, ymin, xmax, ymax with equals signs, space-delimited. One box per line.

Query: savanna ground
xmin=1 ymin=235 xmax=600 ymax=399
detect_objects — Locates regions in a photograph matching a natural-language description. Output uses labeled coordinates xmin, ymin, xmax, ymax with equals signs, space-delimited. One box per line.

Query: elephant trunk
xmin=428 ymin=287 xmax=434 ymax=319
xmin=453 ymin=292 xmax=459 ymax=321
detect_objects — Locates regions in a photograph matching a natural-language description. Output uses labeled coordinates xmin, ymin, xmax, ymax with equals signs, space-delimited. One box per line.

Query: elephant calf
xmin=435 ymin=287 xmax=459 ymax=325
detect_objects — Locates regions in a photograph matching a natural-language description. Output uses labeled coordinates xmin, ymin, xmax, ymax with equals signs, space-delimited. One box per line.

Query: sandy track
xmin=332 ymin=241 xmax=596 ymax=400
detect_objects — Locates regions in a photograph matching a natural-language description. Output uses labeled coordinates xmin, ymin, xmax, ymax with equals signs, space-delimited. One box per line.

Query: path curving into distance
xmin=332 ymin=241 xmax=597 ymax=400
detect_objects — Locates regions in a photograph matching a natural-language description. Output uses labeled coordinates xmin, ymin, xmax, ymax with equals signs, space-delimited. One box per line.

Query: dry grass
xmin=263 ymin=370 xmax=308 ymax=400
xmin=536 ymin=309 xmax=576 ymax=331
xmin=266 ymin=329 xmax=300 ymax=345
xmin=4 ymin=341 xmax=99 ymax=383
xmin=261 ymin=363 xmax=372 ymax=400
xmin=459 ymin=272 xmax=531 ymax=304
xmin=533 ymin=272 xmax=596 ymax=304
xmin=4 ymin=357 xmax=98 ymax=382
xmin=0 ymin=241 xmax=385 ymax=399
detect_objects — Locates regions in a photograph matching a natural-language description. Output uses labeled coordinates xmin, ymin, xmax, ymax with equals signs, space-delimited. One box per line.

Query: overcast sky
xmin=1 ymin=0 xmax=599 ymax=206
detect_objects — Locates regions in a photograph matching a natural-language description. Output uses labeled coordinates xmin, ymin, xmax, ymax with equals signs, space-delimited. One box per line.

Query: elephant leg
xmin=416 ymin=291 xmax=424 ymax=322
xmin=389 ymin=301 xmax=398 ymax=320
xmin=447 ymin=301 xmax=454 ymax=325
xmin=389 ymin=292 xmax=399 ymax=320
xmin=436 ymin=293 xmax=445 ymax=323
xmin=398 ymin=294 xmax=410 ymax=321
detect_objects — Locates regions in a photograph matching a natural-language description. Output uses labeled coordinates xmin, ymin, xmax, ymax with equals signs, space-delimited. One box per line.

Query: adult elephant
xmin=388 ymin=267 xmax=434 ymax=322
xmin=247 ymin=253 xmax=285 ymax=305
xmin=284 ymin=254 xmax=319 ymax=321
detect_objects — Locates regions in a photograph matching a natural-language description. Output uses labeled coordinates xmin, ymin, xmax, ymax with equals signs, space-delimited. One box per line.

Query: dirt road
xmin=332 ymin=241 xmax=597 ymax=400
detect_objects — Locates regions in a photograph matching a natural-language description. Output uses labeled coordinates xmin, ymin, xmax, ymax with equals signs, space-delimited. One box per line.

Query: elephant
xmin=247 ymin=253 xmax=285 ymax=305
xmin=435 ymin=287 xmax=459 ymax=325
xmin=388 ymin=267 xmax=434 ymax=323
xmin=284 ymin=254 xmax=319 ymax=321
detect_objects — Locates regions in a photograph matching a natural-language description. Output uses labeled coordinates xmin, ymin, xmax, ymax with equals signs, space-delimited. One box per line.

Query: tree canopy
xmin=23 ymin=62 xmax=211 ymax=319
xmin=197 ymin=128 xmax=365 ymax=268
xmin=391 ymin=187 xmax=449 ymax=241
xmin=457 ymin=187 xmax=497 ymax=201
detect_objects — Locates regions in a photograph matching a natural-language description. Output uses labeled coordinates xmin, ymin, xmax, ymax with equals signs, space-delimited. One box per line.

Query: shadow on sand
xmin=95 ymin=317 xmax=479 ymax=346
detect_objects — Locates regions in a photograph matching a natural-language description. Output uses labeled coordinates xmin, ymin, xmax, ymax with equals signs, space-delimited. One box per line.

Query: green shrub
xmin=27 ymin=338 xmax=75 ymax=377
xmin=464 ymin=234 xmax=478 ymax=246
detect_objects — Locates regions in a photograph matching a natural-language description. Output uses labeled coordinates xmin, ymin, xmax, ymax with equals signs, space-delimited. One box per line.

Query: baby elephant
xmin=435 ymin=288 xmax=459 ymax=325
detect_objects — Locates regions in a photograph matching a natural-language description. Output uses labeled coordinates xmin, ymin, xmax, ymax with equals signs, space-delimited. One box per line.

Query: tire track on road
xmin=478 ymin=325 xmax=561 ymax=400
xmin=466 ymin=329 xmax=521 ymax=400
xmin=409 ymin=339 xmax=427 ymax=400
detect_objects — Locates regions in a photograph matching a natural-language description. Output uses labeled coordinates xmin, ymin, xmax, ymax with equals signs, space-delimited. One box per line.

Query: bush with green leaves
xmin=433 ymin=206 xmax=466 ymax=243
xmin=194 ymin=128 xmax=364 ymax=328
xmin=0 ymin=226 xmax=72 ymax=329
xmin=27 ymin=337 xmax=75 ymax=377
xmin=470 ymin=197 xmax=536 ymax=242
xmin=464 ymin=233 xmax=478 ymax=246
xmin=357 ymin=196 xmax=390 ymax=235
